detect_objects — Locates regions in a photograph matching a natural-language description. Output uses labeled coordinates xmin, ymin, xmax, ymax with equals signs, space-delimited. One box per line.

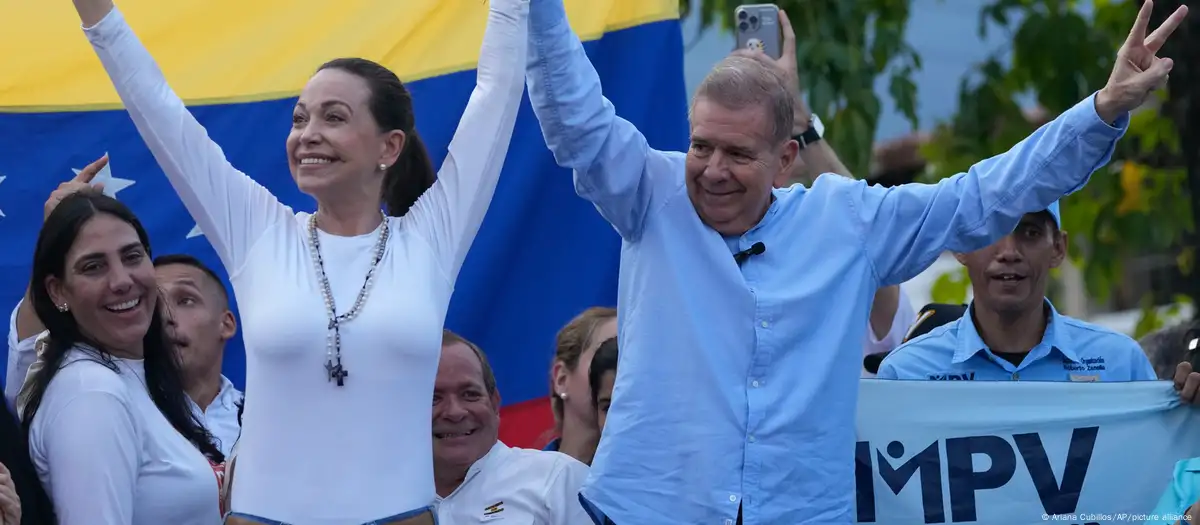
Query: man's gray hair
xmin=443 ymin=329 xmax=497 ymax=396
xmin=690 ymin=55 xmax=795 ymax=144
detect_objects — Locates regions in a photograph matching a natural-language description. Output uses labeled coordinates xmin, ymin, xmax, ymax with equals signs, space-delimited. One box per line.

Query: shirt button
xmin=725 ymin=520 xmax=734 ymax=525
xmin=748 ymin=435 xmax=756 ymax=443
xmin=751 ymin=380 xmax=760 ymax=388
xmin=729 ymin=494 xmax=738 ymax=502
xmin=1012 ymin=372 xmax=1020 ymax=381
xmin=760 ymin=321 xmax=769 ymax=328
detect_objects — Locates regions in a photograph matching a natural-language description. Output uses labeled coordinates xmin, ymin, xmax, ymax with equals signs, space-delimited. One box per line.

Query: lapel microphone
xmin=734 ymin=242 xmax=766 ymax=266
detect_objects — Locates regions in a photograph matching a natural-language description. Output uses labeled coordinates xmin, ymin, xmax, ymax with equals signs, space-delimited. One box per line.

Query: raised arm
xmin=77 ymin=1 xmax=289 ymax=275
xmin=526 ymin=0 xmax=681 ymax=240
xmin=844 ymin=92 xmax=1125 ymax=286
xmin=850 ymin=1 xmax=1187 ymax=286
xmin=404 ymin=0 xmax=530 ymax=280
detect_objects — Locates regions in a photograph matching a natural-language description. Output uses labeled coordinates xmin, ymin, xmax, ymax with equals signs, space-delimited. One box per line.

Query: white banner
xmin=855 ymin=380 xmax=1200 ymax=525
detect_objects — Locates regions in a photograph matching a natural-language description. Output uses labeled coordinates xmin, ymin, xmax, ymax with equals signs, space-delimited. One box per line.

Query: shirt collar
xmin=190 ymin=375 xmax=241 ymax=413
xmin=744 ymin=188 xmax=784 ymax=235
xmin=471 ymin=441 xmax=509 ymax=475
xmin=439 ymin=441 xmax=509 ymax=501
xmin=215 ymin=375 xmax=240 ymax=409
xmin=952 ymin=299 xmax=1079 ymax=364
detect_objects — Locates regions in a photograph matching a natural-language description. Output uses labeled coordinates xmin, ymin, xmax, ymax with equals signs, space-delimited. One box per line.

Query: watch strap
xmin=793 ymin=124 xmax=821 ymax=149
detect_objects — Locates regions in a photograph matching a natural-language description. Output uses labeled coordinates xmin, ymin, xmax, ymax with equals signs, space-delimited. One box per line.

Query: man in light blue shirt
xmin=876 ymin=203 xmax=1156 ymax=382
xmin=524 ymin=0 xmax=1178 ymax=522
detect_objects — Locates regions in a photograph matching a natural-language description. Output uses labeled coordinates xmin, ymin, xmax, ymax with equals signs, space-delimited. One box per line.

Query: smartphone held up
xmin=735 ymin=4 xmax=783 ymax=60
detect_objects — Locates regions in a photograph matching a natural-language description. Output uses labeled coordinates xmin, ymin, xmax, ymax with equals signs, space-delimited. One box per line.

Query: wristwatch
xmin=793 ymin=114 xmax=824 ymax=149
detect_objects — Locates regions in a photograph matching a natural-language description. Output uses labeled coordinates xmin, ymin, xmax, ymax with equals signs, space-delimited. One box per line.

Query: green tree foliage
xmin=682 ymin=0 xmax=922 ymax=178
xmin=919 ymin=0 xmax=1196 ymax=337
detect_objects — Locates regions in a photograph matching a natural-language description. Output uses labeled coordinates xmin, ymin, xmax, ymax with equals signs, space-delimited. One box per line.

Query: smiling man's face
xmin=957 ymin=210 xmax=1066 ymax=316
xmin=432 ymin=341 xmax=500 ymax=470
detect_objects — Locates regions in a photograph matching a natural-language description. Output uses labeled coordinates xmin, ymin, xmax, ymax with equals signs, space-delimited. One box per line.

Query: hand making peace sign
xmin=1094 ymin=0 xmax=1189 ymax=123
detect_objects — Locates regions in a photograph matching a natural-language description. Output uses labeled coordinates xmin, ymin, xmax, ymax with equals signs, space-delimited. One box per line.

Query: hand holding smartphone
xmin=735 ymin=4 xmax=783 ymax=60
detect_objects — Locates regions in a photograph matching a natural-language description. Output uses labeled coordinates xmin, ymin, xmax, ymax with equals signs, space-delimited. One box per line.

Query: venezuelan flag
xmin=0 ymin=1 xmax=687 ymax=447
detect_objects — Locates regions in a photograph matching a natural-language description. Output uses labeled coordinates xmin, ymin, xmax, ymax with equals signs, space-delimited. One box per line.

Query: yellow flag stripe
xmin=0 ymin=0 xmax=677 ymax=111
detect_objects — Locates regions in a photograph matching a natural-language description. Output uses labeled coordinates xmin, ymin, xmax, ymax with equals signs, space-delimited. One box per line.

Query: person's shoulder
xmin=506 ymin=445 xmax=584 ymax=469
xmin=31 ymin=349 xmax=134 ymax=430
xmin=49 ymin=349 xmax=128 ymax=394
xmin=803 ymin=172 xmax=860 ymax=186
xmin=647 ymin=150 xmax=687 ymax=187
xmin=788 ymin=173 xmax=863 ymax=195
xmin=876 ymin=321 xmax=964 ymax=379
xmin=654 ymin=149 xmax=687 ymax=164
xmin=772 ymin=175 xmax=862 ymax=219
xmin=887 ymin=321 xmax=960 ymax=361
xmin=1057 ymin=315 xmax=1142 ymax=354
xmin=504 ymin=446 xmax=588 ymax=482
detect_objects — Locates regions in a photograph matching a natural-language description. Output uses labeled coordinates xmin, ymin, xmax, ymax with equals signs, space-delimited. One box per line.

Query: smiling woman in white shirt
xmin=21 ymin=191 xmax=226 ymax=525
xmin=67 ymin=0 xmax=530 ymax=522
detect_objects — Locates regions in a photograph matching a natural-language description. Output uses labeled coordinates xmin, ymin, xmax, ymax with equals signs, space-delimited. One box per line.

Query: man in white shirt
xmin=153 ymin=254 xmax=244 ymax=455
xmin=5 ymin=253 xmax=244 ymax=456
xmin=433 ymin=330 xmax=591 ymax=524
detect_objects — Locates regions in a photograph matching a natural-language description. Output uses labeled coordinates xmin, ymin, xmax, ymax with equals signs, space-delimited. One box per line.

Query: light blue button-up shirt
xmin=525 ymin=1 xmax=1128 ymax=522
xmin=876 ymin=300 xmax=1156 ymax=381
xmin=1145 ymin=457 xmax=1200 ymax=524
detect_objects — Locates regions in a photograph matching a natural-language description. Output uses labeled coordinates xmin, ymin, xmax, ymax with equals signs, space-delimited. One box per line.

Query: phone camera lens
xmin=749 ymin=15 xmax=759 ymax=25
xmin=738 ymin=10 xmax=748 ymax=20
xmin=738 ymin=21 xmax=749 ymax=31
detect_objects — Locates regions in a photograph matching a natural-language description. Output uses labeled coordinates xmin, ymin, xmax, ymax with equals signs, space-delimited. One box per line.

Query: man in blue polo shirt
xmin=877 ymin=202 xmax=1156 ymax=381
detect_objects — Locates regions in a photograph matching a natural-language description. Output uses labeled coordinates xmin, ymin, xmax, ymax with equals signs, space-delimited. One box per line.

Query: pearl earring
xmin=559 ymin=392 xmax=568 ymax=400
xmin=378 ymin=163 xmax=388 ymax=171
xmin=56 ymin=303 xmax=68 ymax=312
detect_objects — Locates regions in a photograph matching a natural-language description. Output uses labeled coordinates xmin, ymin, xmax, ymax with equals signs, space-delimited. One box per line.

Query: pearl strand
xmin=307 ymin=211 xmax=389 ymax=386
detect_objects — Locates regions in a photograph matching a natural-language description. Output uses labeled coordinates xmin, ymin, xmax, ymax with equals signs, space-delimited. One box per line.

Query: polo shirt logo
xmin=927 ymin=372 xmax=975 ymax=381
xmin=482 ymin=501 xmax=505 ymax=520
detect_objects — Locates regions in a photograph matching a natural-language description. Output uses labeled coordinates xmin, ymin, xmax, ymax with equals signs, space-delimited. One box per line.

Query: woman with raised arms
xmin=68 ymin=0 xmax=530 ymax=522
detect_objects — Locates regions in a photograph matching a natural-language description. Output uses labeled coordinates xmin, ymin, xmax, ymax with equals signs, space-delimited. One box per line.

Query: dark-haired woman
xmin=22 ymin=191 xmax=224 ymax=524
xmin=69 ymin=0 xmax=529 ymax=522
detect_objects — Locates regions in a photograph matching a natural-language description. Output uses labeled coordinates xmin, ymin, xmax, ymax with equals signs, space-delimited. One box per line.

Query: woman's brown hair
xmin=550 ymin=307 xmax=617 ymax=427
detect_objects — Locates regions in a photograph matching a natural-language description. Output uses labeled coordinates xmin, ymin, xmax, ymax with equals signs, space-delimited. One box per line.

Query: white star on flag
xmin=0 ymin=176 xmax=7 ymax=218
xmin=187 ymin=224 xmax=204 ymax=239
xmin=73 ymin=154 xmax=135 ymax=198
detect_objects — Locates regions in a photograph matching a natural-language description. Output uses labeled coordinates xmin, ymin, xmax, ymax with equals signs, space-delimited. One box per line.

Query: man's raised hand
xmin=1095 ymin=0 xmax=1188 ymax=123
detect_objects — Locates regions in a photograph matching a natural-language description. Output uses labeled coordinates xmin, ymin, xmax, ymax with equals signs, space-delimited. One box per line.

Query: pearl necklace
xmin=306 ymin=212 xmax=389 ymax=386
